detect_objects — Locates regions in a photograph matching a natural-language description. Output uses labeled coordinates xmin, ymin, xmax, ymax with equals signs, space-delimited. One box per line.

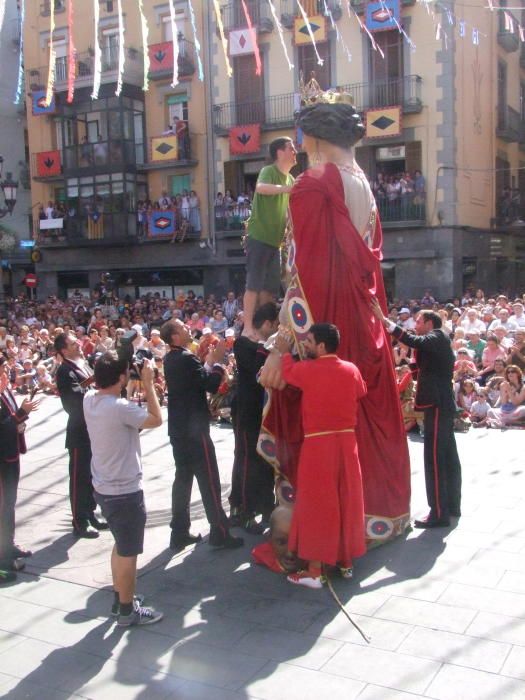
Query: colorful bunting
xmin=91 ymin=0 xmax=102 ymax=99
xmin=296 ymin=2 xmax=324 ymax=63
xmin=241 ymin=0 xmax=262 ymax=76
xmin=267 ymin=0 xmax=294 ymax=70
xmin=229 ymin=124 xmax=261 ymax=155
xmin=168 ymin=0 xmax=179 ymax=87
xmin=347 ymin=1 xmax=384 ymax=59
xmin=67 ymin=0 xmax=76 ymax=104
xmin=323 ymin=0 xmax=352 ymax=63
xmin=116 ymin=0 xmax=125 ymax=96
xmin=138 ymin=0 xmax=150 ymax=91
xmin=213 ymin=0 xmax=232 ymax=78
xmin=13 ymin=0 xmax=24 ymax=105
xmin=188 ymin=0 xmax=204 ymax=82
xmin=44 ymin=0 xmax=56 ymax=107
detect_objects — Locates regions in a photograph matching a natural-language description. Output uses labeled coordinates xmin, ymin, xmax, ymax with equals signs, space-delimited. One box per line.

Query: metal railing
xmin=214 ymin=204 xmax=251 ymax=231
xmin=280 ymin=0 xmax=342 ymax=15
xmin=213 ymin=76 xmax=422 ymax=131
xmin=375 ymin=196 xmax=426 ymax=225
xmin=219 ymin=0 xmax=273 ymax=31
xmin=37 ymin=212 xmax=137 ymax=246
xmin=63 ymin=139 xmax=136 ymax=171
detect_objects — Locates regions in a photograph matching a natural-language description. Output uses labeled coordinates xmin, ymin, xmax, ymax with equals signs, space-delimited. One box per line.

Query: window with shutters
xmin=370 ymin=30 xmax=404 ymax=107
xmin=297 ymin=41 xmax=331 ymax=90
xmin=234 ymin=54 xmax=265 ymax=124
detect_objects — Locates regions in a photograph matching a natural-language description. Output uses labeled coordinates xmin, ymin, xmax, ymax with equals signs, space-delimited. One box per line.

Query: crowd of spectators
xmin=214 ymin=189 xmax=254 ymax=230
xmin=137 ymin=189 xmax=202 ymax=241
xmin=369 ymin=169 xmax=426 ymax=221
xmin=1 ymin=284 xmax=524 ymax=427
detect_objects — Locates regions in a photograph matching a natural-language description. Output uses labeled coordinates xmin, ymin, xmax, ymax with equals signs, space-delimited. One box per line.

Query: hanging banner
xmin=294 ymin=15 xmax=327 ymax=46
xmin=36 ymin=150 xmax=62 ymax=177
xmin=88 ymin=210 xmax=104 ymax=240
xmin=366 ymin=0 xmax=401 ymax=33
xmin=67 ymin=0 xmax=76 ymax=103
xmin=149 ymin=211 xmax=176 ymax=236
xmin=229 ymin=28 xmax=256 ymax=56
xmin=229 ymin=124 xmax=261 ymax=155
xmin=149 ymin=41 xmax=174 ymax=74
xmin=151 ymin=135 xmax=179 ymax=162
xmin=365 ymin=106 xmax=402 ymax=139
xmin=32 ymin=90 xmax=56 ymax=115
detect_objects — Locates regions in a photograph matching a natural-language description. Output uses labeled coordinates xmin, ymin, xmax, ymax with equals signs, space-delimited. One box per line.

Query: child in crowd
xmin=471 ymin=389 xmax=490 ymax=427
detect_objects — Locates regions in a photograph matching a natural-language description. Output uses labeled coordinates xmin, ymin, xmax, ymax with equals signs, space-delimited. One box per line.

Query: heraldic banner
xmin=229 ymin=124 xmax=261 ymax=155
xmin=36 ymin=150 xmax=62 ymax=177
xmin=149 ymin=210 xmax=176 ymax=237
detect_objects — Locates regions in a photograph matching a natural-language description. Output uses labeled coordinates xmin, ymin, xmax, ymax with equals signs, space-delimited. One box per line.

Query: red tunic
xmin=282 ymin=353 xmax=367 ymax=567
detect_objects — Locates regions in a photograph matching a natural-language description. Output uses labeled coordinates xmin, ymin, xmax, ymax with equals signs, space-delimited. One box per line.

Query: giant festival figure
xmin=257 ymin=87 xmax=411 ymax=564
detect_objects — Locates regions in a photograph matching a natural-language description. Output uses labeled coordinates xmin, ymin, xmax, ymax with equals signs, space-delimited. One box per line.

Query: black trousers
xmin=423 ymin=407 xmax=462 ymax=521
xmin=170 ymin=433 xmax=230 ymax=540
xmin=230 ymin=424 xmax=274 ymax=516
xmin=0 ymin=459 xmax=20 ymax=564
xmin=68 ymin=444 xmax=96 ymax=528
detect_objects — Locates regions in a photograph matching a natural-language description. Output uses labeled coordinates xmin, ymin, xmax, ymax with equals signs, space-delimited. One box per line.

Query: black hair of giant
xmin=296 ymin=102 xmax=365 ymax=149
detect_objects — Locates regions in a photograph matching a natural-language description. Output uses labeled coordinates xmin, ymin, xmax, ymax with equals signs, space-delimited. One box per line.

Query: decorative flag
xmin=213 ymin=0 xmax=232 ymax=78
xmin=116 ymin=0 xmax=125 ymax=96
xmin=91 ymin=0 xmax=102 ymax=99
xmin=294 ymin=14 xmax=327 ymax=46
xmin=168 ymin=0 xmax=179 ymax=87
xmin=14 ymin=0 xmax=24 ymax=104
xmin=32 ymin=90 xmax=56 ymax=115
xmin=149 ymin=211 xmax=176 ymax=236
xmin=294 ymin=5 xmax=325 ymax=67
xmin=267 ymin=0 xmax=294 ymax=70
xmin=44 ymin=0 xmax=56 ymax=107
xmin=188 ymin=0 xmax=204 ymax=81
xmin=36 ymin=150 xmax=62 ymax=177
xmin=148 ymin=42 xmax=174 ymax=74
xmin=229 ymin=124 xmax=261 ymax=155
xmin=138 ymin=0 xmax=150 ymax=91
xmin=365 ymin=106 xmax=402 ymax=139
xmin=229 ymin=28 xmax=256 ymax=56
xmin=241 ymin=0 xmax=262 ymax=75
xmin=67 ymin=0 xmax=76 ymax=103
xmin=88 ymin=210 xmax=104 ymax=240
xmin=151 ymin=135 xmax=179 ymax=162
xmin=366 ymin=0 xmax=400 ymax=33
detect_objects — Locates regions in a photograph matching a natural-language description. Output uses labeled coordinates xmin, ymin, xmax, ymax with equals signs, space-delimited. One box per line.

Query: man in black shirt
xmin=55 ymin=332 xmax=108 ymax=538
xmin=230 ymin=302 xmax=279 ymax=532
xmin=373 ymin=302 xmax=461 ymax=528
xmin=161 ymin=319 xmax=243 ymax=552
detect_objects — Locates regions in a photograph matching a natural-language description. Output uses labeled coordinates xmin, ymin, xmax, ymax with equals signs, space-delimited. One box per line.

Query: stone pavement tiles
xmin=0 ymin=396 xmax=524 ymax=699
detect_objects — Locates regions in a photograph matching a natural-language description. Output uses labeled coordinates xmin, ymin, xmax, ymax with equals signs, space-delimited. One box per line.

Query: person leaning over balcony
xmin=242 ymin=137 xmax=297 ymax=338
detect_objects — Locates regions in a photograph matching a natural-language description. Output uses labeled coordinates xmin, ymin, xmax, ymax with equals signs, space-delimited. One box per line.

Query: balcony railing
xmin=26 ymin=48 xmax=144 ymax=93
xmin=496 ymin=105 xmax=521 ymax=143
xmin=498 ymin=10 xmax=520 ymax=52
xmin=213 ymin=75 xmax=422 ymax=131
xmin=280 ymin=0 xmax=342 ymax=21
xmin=37 ymin=213 xmax=137 ymax=247
xmin=219 ymin=0 xmax=274 ymax=33
xmin=138 ymin=130 xmax=197 ymax=170
xmin=40 ymin=0 xmax=65 ymax=16
xmin=376 ymin=196 xmax=426 ymax=227
xmin=214 ymin=203 xmax=251 ymax=232
xmin=148 ymin=38 xmax=196 ymax=80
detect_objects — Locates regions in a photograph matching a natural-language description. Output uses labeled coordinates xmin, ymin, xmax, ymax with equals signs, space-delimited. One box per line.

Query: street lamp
xmin=0 ymin=156 xmax=19 ymax=319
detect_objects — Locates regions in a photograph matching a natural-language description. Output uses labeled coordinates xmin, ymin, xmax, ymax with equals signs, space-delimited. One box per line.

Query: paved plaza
xmin=0 ymin=396 xmax=525 ymax=699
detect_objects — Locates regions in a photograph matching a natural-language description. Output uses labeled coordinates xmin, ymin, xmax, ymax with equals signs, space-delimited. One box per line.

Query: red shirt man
xmin=276 ymin=322 xmax=367 ymax=589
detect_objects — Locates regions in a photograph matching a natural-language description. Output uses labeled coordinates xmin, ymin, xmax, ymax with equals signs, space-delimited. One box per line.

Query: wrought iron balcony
xmin=137 ymin=130 xmax=198 ymax=170
xmin=219 ymin=0 xmax=274 ymax=33
xmin=376 ymin=197 xmax=426 ymax=228
xmin=280 ymin=0 xmax=342 ymax=27
xmin=496 ymin=105 xmax=522 ymax=143
xmin=37 ymin=212 xmax=138 ymax=247
xmin=40 ymin=0 xmax=65 ymax=17
xmin=498 ymin=10 xmax=520 ymax=53
xmin=349 ymin=0 xmax=415 ymax=12
xmin=148 ymin=39 xmax=196 ymax=80
xmin=213 ymin=75 xmax=422 ymax=132
xmin=26 ymin=48 xmax=144 ymax=94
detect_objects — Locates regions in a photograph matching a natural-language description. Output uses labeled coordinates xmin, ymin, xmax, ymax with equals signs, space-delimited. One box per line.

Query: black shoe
xmin=73 ymin=522 xmax=100 ymax=539
xmin=89 ymin=516 xmax=110 ymax=531
xmin=0 ymin=570 xmax=17 ymax=584
xmin=414 ymin=517 xmax=450 ymax=529
xmin=229 ymin=508 xmax=244 ymax=527
xmin=169 ymin=532 xmax=202 ymax=553
xmin=10 ymin=545 xmax=32 ymax=559
xmin=209 ymin=533 xmax=244 ymax=549
xmin=242 ymin=517 xmax=265 ymax=535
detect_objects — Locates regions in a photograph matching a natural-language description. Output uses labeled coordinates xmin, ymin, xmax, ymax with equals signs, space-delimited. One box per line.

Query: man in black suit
xmin=55 ymin=332 xmax=108 ymax=538
xmin=372 ymin=302 xmax=461 ymax=528
xmin=0 ymin=354 xmax=39 ymax=578
xmin=160 ymin=319 xmax=243 ymax=551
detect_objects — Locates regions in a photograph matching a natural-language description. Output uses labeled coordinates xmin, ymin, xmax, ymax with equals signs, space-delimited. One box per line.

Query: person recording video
xmin=83 ymin=351 xmax=163 ymax=627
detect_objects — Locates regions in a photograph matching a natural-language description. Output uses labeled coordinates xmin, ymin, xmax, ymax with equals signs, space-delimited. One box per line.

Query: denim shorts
xmin=95 ymin=490 xmax=146 ymax=557
xmin=245 ymin=237 xmax=282 ymax=296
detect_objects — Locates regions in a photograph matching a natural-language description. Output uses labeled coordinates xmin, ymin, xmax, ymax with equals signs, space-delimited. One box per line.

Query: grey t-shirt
xmin=83 ymin=391 xmax=148 ymax=495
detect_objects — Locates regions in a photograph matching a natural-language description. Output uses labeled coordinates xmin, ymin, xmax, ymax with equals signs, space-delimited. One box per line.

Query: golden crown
xmin=298 ymin=71 xmax=354 ymax=106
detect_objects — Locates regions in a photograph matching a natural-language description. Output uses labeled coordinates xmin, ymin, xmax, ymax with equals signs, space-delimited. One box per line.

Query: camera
xmin=116 ymin=330 xmax=153 ymax=379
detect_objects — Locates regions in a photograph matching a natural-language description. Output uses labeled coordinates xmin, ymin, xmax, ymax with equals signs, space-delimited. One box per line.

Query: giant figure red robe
xmin=258 ymin=162 xmax=411 ymax=545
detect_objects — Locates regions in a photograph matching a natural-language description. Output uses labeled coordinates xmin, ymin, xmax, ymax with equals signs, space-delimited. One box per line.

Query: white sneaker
xmin=287 ymin=572 xmax=323 ymax=589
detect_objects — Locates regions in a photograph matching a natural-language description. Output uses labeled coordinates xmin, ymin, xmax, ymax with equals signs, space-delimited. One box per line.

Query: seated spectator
xmin=470 ymin=389 xmax=490 ymax=428
xmin=397 ymin=307 xmax=415 ymax=330
xmin=461 ymin=309 xmax=486 ymax=336
xmin=486 ymin=375 xmax=504 ymax=407
xmin=478 ymin=334 xmax=506 ymax=384
xmin=487 ymin=365 xmax=525 ymax=428
xmin=209 ymin=309 xmax=228 ymax=337
xmin=17 ymin=358 xmax=36 ymax=394
xmin=492 ymin=325 xmax=513 ymax=351
xmin=488 ymin=308 xmax=518 ymax=334
xmin=466 ymin=330 xmax=486 ymax=366
xmin=509 ymin=301 xmax=525 ymax=329
xmin=457 ymin=378 xmax=477 ymax=413
xmin=148 ymin=329 xmax=166 ymax=359
xmin=35 ymin=363 xmax=55 ymax=394
xmin=507 ymin=328 xmax=525 ymax=371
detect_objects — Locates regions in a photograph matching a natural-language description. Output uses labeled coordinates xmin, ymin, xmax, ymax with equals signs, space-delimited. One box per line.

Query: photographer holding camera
xmin=83 ymin=351 xmax=163 ymax=627
xmin=55 ymin=332 xmax=106 ymax=538
xmin=160 ymin=319 xmax=243 ymax=552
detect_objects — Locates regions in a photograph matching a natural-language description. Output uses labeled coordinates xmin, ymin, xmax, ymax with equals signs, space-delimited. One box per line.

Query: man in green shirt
xmin=242 ymin=137 xmax=296 ymax=337
xmin=466 ymin=330 xmax=486 ymax=366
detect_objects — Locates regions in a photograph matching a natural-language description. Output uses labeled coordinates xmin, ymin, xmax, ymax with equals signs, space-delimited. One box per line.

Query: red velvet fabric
xmin=267 ymin=163 xmax=411 ymax=522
